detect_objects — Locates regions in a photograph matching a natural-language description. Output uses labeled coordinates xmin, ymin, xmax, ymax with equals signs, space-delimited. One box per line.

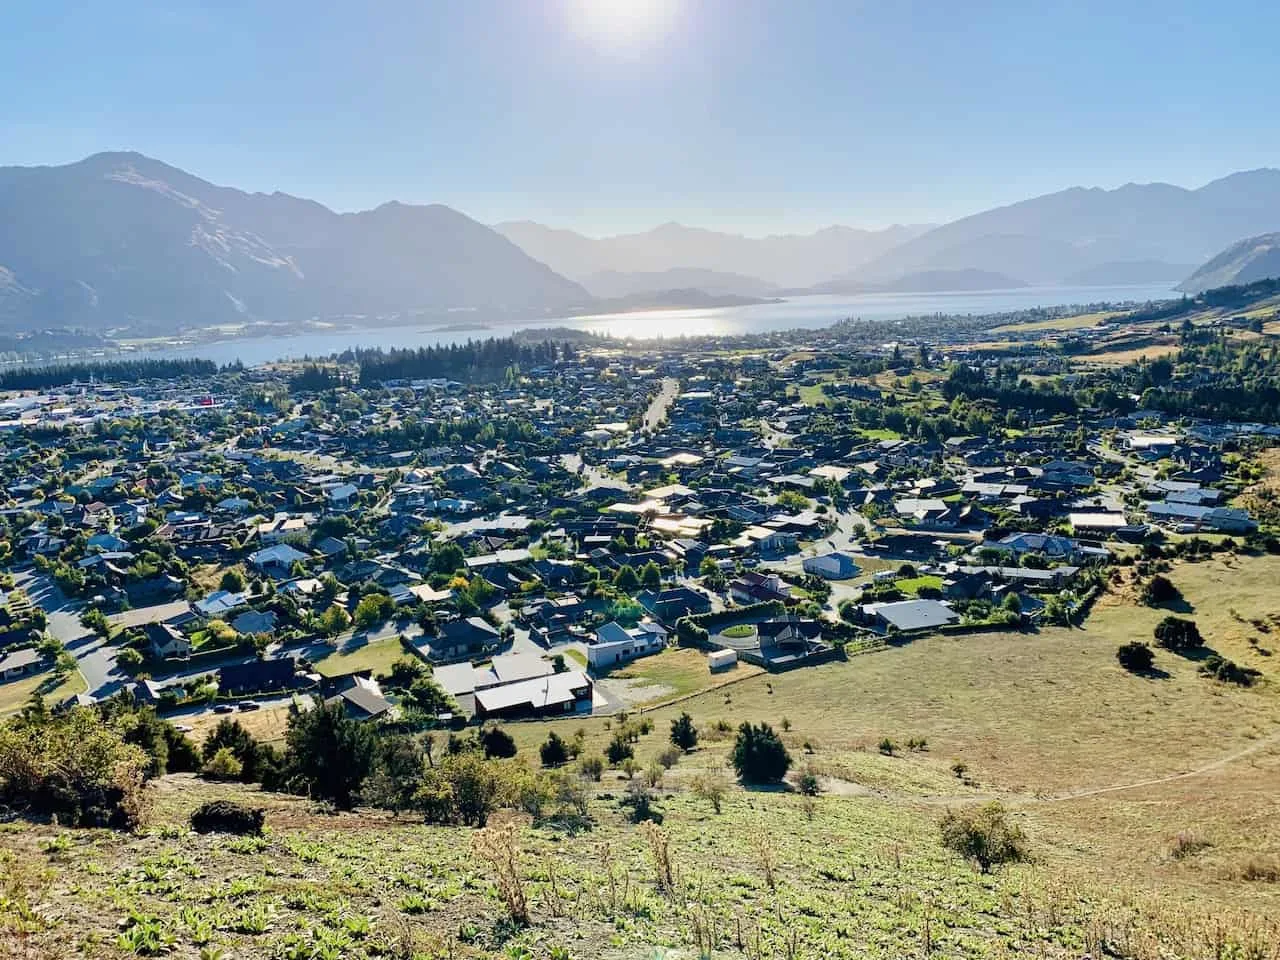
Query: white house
xmin=588 ymin=620 xmax=669 ymax=670
xmin=803 ymin=552 xmax=860 ymax=580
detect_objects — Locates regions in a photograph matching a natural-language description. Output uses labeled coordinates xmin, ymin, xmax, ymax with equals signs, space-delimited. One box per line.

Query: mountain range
xmin=0 ymin=153 xmax=587 ymax=332
xmin=1178 ymin=233 xmax=1280 ymax=293
xmin=3 ymin=152 xmax=1280 ymax=336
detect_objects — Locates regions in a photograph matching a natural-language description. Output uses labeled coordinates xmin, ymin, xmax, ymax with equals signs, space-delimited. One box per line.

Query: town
xmin=3 ymin=285 xmax=1277 ymax=741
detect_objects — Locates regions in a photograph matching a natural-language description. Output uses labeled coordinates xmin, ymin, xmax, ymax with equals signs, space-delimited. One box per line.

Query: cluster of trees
xmin=0 ymin=357 xmax=222 ymax=391
xmin=353 ymin=338 xmax=574 ymax=385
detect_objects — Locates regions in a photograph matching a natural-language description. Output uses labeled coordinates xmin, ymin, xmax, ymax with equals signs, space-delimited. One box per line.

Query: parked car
xmin=213 ymin=704 xmax=235 ymax=714
xmin=238 ymin=700 xmax=261 ymax=712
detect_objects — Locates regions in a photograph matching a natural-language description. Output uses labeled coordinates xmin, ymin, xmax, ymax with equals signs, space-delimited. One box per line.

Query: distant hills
xmin=5 ymin=152 xmax=1280 ymax=337
xmin=808 ymin=268 xmax=1026 ymax=295
xmin=843 ymin=170 xmax=1280 ymax=288
xmin=0 ymin=153 xmax=587 ymax=332
xmin=1179 ymin=233 xmax=1280 ymax=293
xmin=495 ymin=220 xmax=930 ymax=290
xmin=500 ymin=171 xmax=1280 ymax=295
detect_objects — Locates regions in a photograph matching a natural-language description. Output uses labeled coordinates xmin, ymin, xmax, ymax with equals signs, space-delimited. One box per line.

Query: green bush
xmin=940 ymin=802 xmax=1027 ymax=873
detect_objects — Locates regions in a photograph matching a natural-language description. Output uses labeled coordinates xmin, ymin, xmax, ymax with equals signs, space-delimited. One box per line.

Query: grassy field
xmin=597 ymin=646 xmax=764 ymax=706
xmin=185 ymin=702 xmax=294 ymax=746
xmin=2 ymin=555 xmax=1279 ymax=959
xmin=990 ymin=309 xmax=1120 ymax=333
xmin=312 ymin=635 xmax=406 ymax=678
xmin=0 ymin=667 xmax=86 ymax=716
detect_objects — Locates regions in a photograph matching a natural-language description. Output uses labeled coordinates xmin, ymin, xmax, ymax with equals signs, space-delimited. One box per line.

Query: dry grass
xmin=185 ymin=703 xmax=293 ymax=746
xmin=312 ymin=635 xmax=405 ymax=678
xmin=990 ymin=309 xmax=1120 ymax=333
xmin=0 ymin=669 xmax=86 ymax=717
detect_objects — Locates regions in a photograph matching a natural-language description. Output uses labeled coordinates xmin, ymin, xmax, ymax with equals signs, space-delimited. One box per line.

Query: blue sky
xmin=3 ymin=0 xmax=1278 ymax=235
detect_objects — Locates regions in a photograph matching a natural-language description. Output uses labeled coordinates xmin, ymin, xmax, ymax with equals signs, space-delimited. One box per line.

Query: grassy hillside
xmin=3 ymin=557 xmax=1278 ymax=959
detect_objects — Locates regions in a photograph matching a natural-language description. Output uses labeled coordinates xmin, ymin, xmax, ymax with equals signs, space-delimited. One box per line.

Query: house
xmin=143 ymin=622 xmax=192 ymax=659
xmin=588 ymin=620 xmax=669 ymax=670
xmin=472 ymin=670 xmax=594 ymax=721
xmin=728 ymin=571 xmax=792 ymax=605
xmin=429 ymin=617 xmax=501 ymax=662
xmin=854 ymin=599 xmax=960 ymax=634
xmin=0 ymin=647 xmax=46 ymax=682
xmin=248 ymin=543 xmax=310 ymax=576
xmin=231 ymin=610 xmax=277 ymax=636
xmin=636 ymin=585 xmax=712 ymax=623
xmin=323 ymin=675 xmax=392 ymax=720
xmin=217 ymin=658 xmax=300 ymax=696
xmin=193 ymin=590 xmax=250 ymax=618
xmin=756 ymin=616 xmax=823 ymax=653
xmin=803 ymin=552 xmax=860 ymax=580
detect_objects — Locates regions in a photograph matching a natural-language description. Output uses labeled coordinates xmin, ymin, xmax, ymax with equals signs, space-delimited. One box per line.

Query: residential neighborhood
xmin=1 ymin=329 xmax=1276 ymax=743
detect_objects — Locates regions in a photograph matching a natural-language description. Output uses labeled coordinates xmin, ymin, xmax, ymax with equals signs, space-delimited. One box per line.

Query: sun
xmin=571 ymin=0 xmax=681 ymax=54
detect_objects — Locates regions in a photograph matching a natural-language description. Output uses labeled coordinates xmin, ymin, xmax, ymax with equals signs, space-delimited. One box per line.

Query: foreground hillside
xmin=3 ymin=554 xmax=1278 ymax=960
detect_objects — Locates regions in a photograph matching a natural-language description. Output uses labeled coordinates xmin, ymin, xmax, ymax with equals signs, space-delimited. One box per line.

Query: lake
xmin=120 ymin=282 xmax=1179 ymax=367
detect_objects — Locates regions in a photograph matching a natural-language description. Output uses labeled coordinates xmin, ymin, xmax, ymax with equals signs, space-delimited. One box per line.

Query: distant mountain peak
xmin=0 ymin=153 xmax=588 ymax=334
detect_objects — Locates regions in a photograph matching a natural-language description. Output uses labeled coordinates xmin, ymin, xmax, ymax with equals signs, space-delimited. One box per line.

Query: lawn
xmin=894 ymin=574 xmax=944 ymax=595
xmin=0 ymin=668 xmax=86 ymax=716
xmin=720 ymin=623 xmax=755 ymax=639
xmin=312 ymin=635 xmax=407 ymax=678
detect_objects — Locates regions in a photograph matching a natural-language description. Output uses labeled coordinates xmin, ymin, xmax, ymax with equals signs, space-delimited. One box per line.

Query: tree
xmin=282 ymin=700 xmax=376 ymax=809
xmin=613 ymin=564 xmax=641 ymax=593
xmin=540 ymin=731 xmax=570 ymax=767
xmin=940 ymin=802 xmax=1027 ymax=873
xmin=1153 ymin=615 xmax=1203 ymax=653
xmin=429 ymin=542 xmax=466 ymax=576
xmin=406 ymin=676 xmax=454 ymax=716
xmin=640 ymin=561 xmax=663 ymax=592
xmin=669 ymin=712 xmax=698 ymax=752
xmin=480 ymin=726 xmax=517 ymax=759
xmin=363 ymin=734 xmax=424 ymax=815
xmin=730 ymin=722 xmax=791 ymax=784
xmin=219 ymin=568 xmax=246 ymax=593
xmin=318 ymin=604 xmax=351 ymax=637
xmin=1116 ymin=641 xmax=1155 ymax=673
xmin=201 ymin=718 xmax=262 ymax=783
xmin=354 ymin=593 xmax=395 ymax=629
xmin=116 ymin=647 xmax=145 ymax=673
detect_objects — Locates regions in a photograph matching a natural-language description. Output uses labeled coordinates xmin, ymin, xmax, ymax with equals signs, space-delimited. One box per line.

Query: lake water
xmin=122 ymin=282 xmax=1178 ymax=367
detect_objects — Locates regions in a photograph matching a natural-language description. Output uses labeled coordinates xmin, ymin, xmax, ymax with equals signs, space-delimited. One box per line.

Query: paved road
xmin=642 ymin=377 xmax=680 ymax=432
xmin=16 ymin=570 xmax=117 ymax=695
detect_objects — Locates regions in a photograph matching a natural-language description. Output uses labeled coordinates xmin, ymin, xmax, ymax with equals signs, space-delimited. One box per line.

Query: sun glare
xmin=571 ymin=0 xmax=681 ymax=54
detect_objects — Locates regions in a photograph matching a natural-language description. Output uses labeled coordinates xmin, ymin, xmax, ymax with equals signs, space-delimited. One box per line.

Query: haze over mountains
xmin=2 ymin=152 xmax=1280 ymax=336
xmin=494 ymin=220 xmax=930 ymax=292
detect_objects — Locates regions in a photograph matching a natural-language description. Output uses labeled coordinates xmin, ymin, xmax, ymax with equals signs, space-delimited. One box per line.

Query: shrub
xmin=692 ymin=771 xmax=728 ymax=813
xmin=940 ymin=802 xmax=1027 ymax=873
xmin=480 ymin=726 xmax=517 ymax=760
xmin=578 ymin=755 xmax=605 ymax=781
xmin=1117 ymin=641 xmax=1155 ymax=672
xmin=189 ymin=800 xmax=264 ymax=836
xmin=539 ymin=732 xmax=570 ymax=767
xmin=201 ymin=747 xmax=244 ymax=782
xmin=730 ymin=722 xmax=791 ymax=784
xmin=669 ymin=712 xmax=698 ymax=752
xmin=878 ymin=737 xmax=897 ymax=756
xmin=1199 ymin=654 xmax=1261 ymax=686
xmin=1153 ymin=616 xmax=1203 ymax=653
xmin=605 ymin=734 xmax=634 ymax=766
xmin=1141 ymin=574 xmax=1180 ymax=606
xmin=656 ymin=746 xmax=682 ymax=769
xmin=281 ymin=700 xmax=376 ymax=809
